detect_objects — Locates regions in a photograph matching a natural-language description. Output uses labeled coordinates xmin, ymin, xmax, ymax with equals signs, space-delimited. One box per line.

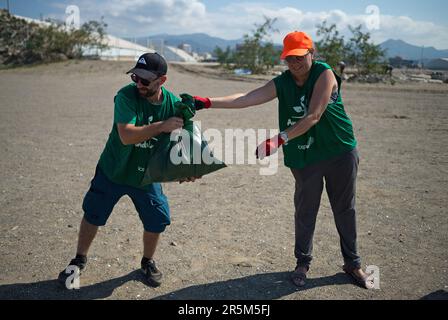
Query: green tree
xmin=346 ymin=25 xmax=386 ymax=74
xmin=213 ymin=45 xmax=234 ymax=68
xmin=41 ymin=17 xmax=109 ymax=59
xmin=234 ymin=16 xmax=280 ymax=74
xmin=0 ymin=9 xmax=108 ymax=66
xmin=315 ymin=21 xmax=346 ymax=70
xmin=71 ymin=18 xmax=109 ymax=57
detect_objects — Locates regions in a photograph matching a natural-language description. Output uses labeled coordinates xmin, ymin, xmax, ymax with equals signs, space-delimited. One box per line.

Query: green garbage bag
xmin=141 ymin=101 xmax=226 ymax=185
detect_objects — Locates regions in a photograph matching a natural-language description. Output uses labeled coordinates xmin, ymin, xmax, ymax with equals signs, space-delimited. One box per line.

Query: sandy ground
xmin=0 ymin=60 xmax=447 ymax=300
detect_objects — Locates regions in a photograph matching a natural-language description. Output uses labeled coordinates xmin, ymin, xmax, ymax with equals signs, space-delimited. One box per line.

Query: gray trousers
xmin=291 ymin=148 xmax=361 ymax=270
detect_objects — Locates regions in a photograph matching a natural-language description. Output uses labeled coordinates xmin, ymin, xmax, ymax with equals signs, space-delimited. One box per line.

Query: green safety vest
xmin=274 ymin=61 xmax=357 ymax=169
xmin=98 ymin=84 xmax=178 ymax=190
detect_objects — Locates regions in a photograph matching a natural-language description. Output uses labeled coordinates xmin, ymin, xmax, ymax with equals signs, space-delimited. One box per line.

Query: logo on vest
xmin=292 ymin=105 xmax=307 ymax=118
xmin=297 ymin=136 xmax=314 ymax=150
xmin=287 ymin=96 xmax=308 ymax=126
xmin=135 ymin=136 xmax=158 ymax=149
xmin=292 ymin=96 xmax=308 ymax=118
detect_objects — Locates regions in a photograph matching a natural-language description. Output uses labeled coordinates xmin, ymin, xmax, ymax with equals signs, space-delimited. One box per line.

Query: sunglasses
xmin=131 ymin=73 xmax=158 ymax=86
xmin=285 ymin=52 xmax=311 ymax=64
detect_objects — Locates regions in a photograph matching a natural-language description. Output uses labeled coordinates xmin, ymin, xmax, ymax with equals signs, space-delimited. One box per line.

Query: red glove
xmin=193 ymin=96 xmax=211 ymax=110
xmin=256 ymin=134 xmax=286 ymax=160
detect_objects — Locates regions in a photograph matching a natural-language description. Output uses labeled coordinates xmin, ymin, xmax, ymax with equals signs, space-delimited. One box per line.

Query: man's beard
xmin=139 ymin=87 xmax=157 ymax=98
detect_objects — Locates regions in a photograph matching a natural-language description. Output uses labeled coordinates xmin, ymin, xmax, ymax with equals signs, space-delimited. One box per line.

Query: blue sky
xmin=2 ymin=0 xmax=447 ymax=49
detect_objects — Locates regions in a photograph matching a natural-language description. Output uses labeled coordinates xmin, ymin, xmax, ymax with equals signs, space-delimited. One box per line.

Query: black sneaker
xmin=58 ymin=255 xmax=87 ymax=289
xmin=141 ymin=257 xmax=162 ymax=287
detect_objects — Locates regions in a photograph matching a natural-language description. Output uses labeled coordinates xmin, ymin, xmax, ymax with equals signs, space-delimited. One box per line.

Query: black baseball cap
xmin=126 ymin=52 xmax=168 ymax=81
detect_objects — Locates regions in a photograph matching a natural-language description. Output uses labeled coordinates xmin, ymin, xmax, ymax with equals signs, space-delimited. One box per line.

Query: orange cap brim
xmin=281 ymin=48 xmax=310 ymax=60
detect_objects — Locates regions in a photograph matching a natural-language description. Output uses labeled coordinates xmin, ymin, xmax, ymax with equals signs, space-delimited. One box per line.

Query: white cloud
xmin=49 ymin=0 xmax=206 ymax=35
xmin=49 ymin=1 xmax=448 ymax=49
xmin=205 ymin=3 xmax=448 ymax=49
xmin=372 ymin=15 xmax=448 ymax=48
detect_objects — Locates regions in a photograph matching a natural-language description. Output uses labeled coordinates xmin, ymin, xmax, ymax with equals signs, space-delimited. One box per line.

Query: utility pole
xmin=420 ymin=46 xmax=425 ymax=70
xmin=6 ymin=0 xmax=10 ymax=13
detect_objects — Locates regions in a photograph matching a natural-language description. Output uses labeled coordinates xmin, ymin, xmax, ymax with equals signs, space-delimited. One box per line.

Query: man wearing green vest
xmin=185 ymin=31 xmax=374 ymax=289
xmin=59 ymin=52 xmax=198 ymax=288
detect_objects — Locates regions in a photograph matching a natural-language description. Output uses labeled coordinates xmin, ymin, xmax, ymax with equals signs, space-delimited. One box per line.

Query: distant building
xmin=11 ymin=13 xmax=199 ymax=63
xmin=13 ymin=14 xmax=52 ymax=27
xmin=426 ymin=58 xmax=448 ymax=70
xmin=201 ymin=53 xmax=217 ymax=62
xmin=91 ymin=38 xmax=197 ymax=63
xmin=151 ymin=43 xmax=197 ymax=63
xmin=389 ymin=56 xmax=419 ymax=68
xmin=84 ymin=35 xmax=153 ymax=61
xmin=178 ymin=43 xmax=193 ymax=54
xmin=164 ymin=46 xmax=197 ymax=62
xmin=12 ymin=14 xmax=152 ymax=61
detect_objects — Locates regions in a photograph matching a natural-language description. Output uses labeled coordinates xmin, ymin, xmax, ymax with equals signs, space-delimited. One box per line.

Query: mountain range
xmin=125 ymin=33 xmax=448 ymax=61
xmin=379 ymin=39 xmax=448 ymax=61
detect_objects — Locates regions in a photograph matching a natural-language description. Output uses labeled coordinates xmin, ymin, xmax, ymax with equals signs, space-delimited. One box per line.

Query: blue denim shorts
xmin=82 ymin=167 xmax=171 ymax=233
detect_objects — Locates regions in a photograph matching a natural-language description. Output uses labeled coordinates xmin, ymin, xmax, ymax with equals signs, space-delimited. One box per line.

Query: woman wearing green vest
xmin=185 ymin=31 xmax=374 ymax=289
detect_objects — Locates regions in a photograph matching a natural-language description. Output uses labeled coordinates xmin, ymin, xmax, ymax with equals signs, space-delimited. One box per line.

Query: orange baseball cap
xmin=280 ymin=31 xmax=313 ymax=59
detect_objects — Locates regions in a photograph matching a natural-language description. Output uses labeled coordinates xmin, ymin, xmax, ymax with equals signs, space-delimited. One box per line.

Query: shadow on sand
xmin=0 ymin=270 xmax=355 ymax=300
xmin=151 ymin=271 xmax=354 ymax=300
